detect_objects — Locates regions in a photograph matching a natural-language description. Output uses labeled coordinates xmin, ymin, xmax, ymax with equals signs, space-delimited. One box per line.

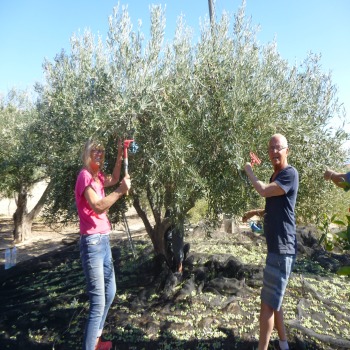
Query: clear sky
xmin=1 ymin=0 xmax=349 ymax=134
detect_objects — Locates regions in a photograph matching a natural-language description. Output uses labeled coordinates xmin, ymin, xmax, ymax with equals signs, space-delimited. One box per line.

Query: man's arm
xmin=242 ymin=208 xmax=265 ymax=223
xmin=324 ymin=169 xmax=349 ymax=189
xmin=244 ymin=163 xmax=285 ymax=198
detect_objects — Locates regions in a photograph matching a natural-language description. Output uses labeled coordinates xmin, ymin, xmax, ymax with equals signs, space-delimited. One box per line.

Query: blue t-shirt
xmin=344 ymin=172 xmax=350 ymax=192
xmin=264 ymin=165 xmax=299 ymax=255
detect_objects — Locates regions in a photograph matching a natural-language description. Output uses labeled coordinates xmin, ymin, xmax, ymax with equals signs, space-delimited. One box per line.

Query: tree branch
xmin=286 ymin=319 xmax=350 ymax=348
xmin=133 ymin=196 xmax=153 ymax=238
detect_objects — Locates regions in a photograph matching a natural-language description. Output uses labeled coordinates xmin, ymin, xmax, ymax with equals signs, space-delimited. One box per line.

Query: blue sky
xmin=1 ymin=0 xmax=349 ymax=135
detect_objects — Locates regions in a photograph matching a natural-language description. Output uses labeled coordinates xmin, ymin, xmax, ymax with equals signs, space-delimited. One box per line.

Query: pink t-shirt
xmin=75 ymin=168 xmax=111 ymax=235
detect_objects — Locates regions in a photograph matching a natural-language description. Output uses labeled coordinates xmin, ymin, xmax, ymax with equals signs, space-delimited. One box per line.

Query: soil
xmin=1 ymin=213 xmax=350 ymax=350
xmin=0 ymin=208 xmax=145 ymax=266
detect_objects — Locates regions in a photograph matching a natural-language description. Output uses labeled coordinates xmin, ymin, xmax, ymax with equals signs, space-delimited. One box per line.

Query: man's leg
xmin=274 ymin=307 xmax=286 ymax=340
xmin=258 ymin=301 xmax=275 ymax=350
xmin=274 ymin=307 xmax=290 ymax=349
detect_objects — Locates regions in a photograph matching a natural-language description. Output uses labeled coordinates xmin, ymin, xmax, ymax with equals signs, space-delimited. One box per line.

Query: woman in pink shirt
xmin=75 ymin=138 xmax=131 ymax=350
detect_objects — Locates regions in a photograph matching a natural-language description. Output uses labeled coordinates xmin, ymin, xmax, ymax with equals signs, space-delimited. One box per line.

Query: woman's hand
xmin=119 ymin=175 xmax=131 ymax=194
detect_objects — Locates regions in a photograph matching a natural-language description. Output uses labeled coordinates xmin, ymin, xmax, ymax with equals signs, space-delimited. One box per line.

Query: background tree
xmin=35 ymin=4 xmax=349 ymax=264
xmin=34 ymin=30 xmax=113 ymax=224
xmin=0 ymin=89 xmax=51 ymax=242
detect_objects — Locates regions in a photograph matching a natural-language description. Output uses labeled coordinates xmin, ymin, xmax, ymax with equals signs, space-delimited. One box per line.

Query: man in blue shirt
xmin=244 ymin=134 xmax=299 ymax=350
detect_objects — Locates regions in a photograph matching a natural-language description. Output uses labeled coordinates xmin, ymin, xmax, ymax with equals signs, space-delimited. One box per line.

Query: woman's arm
xmin=105 ymin=139 xmax=123 ymax=187
xmin=84 ymin=175 xmax=131 ymax=214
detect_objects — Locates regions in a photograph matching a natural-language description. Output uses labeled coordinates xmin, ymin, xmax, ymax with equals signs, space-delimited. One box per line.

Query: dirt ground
xmin=1 ymin=211 xmax=350 ymax=349
xmin=0 ymin=207 xmax=148 ymax=268
xmin=3 ymin=185 xmax=350 ymax=349
xmin=0 ymin=181 xmax=246 ymax=267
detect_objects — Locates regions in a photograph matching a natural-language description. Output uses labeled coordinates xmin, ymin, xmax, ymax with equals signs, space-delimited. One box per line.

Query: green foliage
xmin=337 ymin=265 xmax=350 ymax=276
xmin=31 ymin=3 xmax=349 ymax=230
xmin=187 ymin=199 xmax=208 ymax=224
xmin=318 ymin=213 xmax=337 ymax=251
xmin=0 ymin=89 xmax=45 ymax=197
xmin=318 ymin=211 xmax=350 ymax=276
xmin=333 ymin=214 xmax=350 ymax=250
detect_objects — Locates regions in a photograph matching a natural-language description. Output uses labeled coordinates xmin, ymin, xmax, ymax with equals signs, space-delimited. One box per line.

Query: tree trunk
xmin=133 ymin=194 xmax=191 ymax=270
xmin=13 ymin=185 xmax=30 ymax=243
xmin=133 ymin=197 xmax=171 ymax=260
xmin=13 ymin=181 xmax=52 ymax=243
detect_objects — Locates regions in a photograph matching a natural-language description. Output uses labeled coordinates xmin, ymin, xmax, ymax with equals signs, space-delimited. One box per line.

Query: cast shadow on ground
xmin=1 ymin=232 xmax=348 ymax=349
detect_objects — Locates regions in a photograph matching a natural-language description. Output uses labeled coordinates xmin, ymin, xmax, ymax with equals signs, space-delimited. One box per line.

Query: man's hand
xmin=242 ymin=211 xmax=251 ymax=223
xmin=244 ymin=162 xmax=253 ymax=173
xmin=242 ymin=209 xmax=264 ymax=223
xmin=324 ymin=169 xmax=333 ymax=181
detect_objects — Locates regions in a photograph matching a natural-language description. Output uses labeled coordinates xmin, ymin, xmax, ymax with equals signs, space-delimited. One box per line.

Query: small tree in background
xmin=0 ymin=90 xmax=52 ymax=242
xmin=33 ymin=3 xmax=348 ymax=265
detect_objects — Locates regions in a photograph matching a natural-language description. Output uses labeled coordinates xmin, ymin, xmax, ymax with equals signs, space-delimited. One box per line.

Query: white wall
xmin=0 ymin=181 xmax=48 ymax=217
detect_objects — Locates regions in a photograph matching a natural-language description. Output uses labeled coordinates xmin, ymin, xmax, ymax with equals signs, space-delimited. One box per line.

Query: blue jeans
xmin=80 ymin=233 xmax=116 ymax=350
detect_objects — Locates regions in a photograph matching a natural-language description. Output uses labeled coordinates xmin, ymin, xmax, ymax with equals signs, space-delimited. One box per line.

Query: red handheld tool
xmin=122 ymin=139 xmax=136 ymax=258
xmin=123 ymin=139 xmax=134 ymax=195
xmin=249 ymin=151 xmax=261 ymax=166
xmin=123 ymin=139 xmax=134 ymax=176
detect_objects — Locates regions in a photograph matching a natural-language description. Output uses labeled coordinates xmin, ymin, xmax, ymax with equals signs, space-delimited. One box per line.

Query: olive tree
xmin=186 ymin=8 xmax=349 ymax=222
xmin=36 ymin=4 xmax=348 ymax=264
xmin=0 ymin=90 xmax=52 ymax=242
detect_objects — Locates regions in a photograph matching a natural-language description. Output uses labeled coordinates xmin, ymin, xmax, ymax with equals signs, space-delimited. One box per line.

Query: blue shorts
xmin=261 ymin=253 xmax=295 ymax=311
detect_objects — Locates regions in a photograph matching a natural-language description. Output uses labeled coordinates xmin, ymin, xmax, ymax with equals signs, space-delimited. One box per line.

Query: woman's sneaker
xmin=96 ymin=338 xmax=112 ymax=350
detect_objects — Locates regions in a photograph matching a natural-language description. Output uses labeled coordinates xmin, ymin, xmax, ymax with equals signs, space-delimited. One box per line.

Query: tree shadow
xmin=0 ymin=234 xmax=343 ymax=350
xmin=0 ymin=217 xmax=79 ymax=266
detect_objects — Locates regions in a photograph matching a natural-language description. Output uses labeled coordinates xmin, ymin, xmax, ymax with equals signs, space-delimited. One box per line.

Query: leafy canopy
xmin=34 ymin=3 xmax=348 ymax=226
xmin=0 ymin=89 xmax=45 ymax=198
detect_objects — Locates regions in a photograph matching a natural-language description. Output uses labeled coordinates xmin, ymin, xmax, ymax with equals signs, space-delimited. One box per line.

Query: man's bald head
xmin=268 ymin=134 xmax=289 ymax=170
xmin=269 ymin=134 xmax=288 ymax=148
